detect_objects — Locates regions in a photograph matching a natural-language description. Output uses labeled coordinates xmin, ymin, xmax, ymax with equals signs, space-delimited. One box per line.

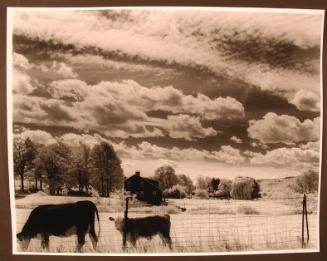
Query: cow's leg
xmin=129 ymin=235 xmax=137 ymax=247
xmin=159 ymin=233 xmax=172 ymax=250
xmin=166 ymin=236 xmax=172 ymax=250
xmin=123 ymin=234 xmax=136 ymax=250
xmin=41 ymin=233 xmax=49 ymax=250
xmin=76 ymin=227 xmax=87 ymax=252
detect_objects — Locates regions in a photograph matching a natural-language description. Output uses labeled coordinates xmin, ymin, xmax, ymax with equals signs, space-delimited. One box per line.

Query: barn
xmin=124 ymin=171 xmax=163 ymax=205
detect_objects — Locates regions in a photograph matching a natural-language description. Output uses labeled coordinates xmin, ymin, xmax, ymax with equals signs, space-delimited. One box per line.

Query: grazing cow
xmin=17 ymin=200 xmax=100 ymax=251
xmin=109 ymin=215 xmax=172 ymax=249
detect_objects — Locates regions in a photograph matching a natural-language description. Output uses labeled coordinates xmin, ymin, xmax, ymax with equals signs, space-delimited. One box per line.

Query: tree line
xmin=13 ymin=137 xmax=124 ymax=197
xmin=152 ymin=165 xmax=262 ymax=200
xmin=152 ymin=165 xmax=227 ymax=199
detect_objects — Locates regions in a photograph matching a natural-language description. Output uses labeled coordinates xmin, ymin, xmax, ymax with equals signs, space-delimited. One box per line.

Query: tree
xmin=292 ymin=170 xmax=319 ymax=194
xmin=90 ymin=142 xmax=124 ymax=197
xmin=13 ymin=137 xmax=37 ymax=192
xmin=211 ymin=178 xmax=220 ymax=191
xmin=154 ymin=165 xmax=178 ymax=191
xmin=177 ymin=174 xmax=195 ymax=195
xmin=230 ymin=176 xmax=260 ymax=200
xmin=68 ymin=144 xmax=92 ymax=193
xmin=163 ymin=184 xmax=187 ymax=199
xmin=196 ymin=176 xmax=211 ymax=190
xmin=36 ymin=142 xmax=73 ymax=195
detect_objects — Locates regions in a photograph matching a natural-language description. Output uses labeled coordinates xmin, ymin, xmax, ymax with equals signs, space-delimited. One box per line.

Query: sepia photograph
xmin=6 ymin=7 xmax=324 ymax=255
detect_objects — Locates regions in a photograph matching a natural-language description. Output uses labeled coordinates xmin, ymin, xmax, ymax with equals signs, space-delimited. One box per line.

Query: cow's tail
xmin=94 ymin=205 xmax=101 ymax=240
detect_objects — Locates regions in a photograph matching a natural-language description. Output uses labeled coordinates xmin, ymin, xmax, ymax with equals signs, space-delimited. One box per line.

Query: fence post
xmin=302 ymin=194 xmax=305 ymax=245
xmin=123 ymin=197 xmax=130 ymax=249
xmin=302 ymin=194 xmax=310 ymax=246
xmin=304 ymin=194 xmax=310 ymax=243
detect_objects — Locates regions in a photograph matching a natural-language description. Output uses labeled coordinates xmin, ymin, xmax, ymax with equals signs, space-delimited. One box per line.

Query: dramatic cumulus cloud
xmin=12 ymin=9 xmax=322 ymax=101
xmin=87 ymin=80 xmax=244 ymax=121
xmin=13 ymin=52 xmax=33 ymax=70
xmin=59 ymin=133 xmax=112 ymax=147
xmin=248 ymin=112 xmax=320 ymax=144
xmin=290 ymin=89 xmax=320 ymax=112
xmin=38 ymin=61 xmax=78 ymax=78
xmin=15 ymin=129 xmax=57 ymax=145
xmin=14 ymin=95 xmax=76 ymax=125
xmin=13 ymin=53 xmax=37 ymax=94
xmin=14 ymin=78 xmax=243 ymax=139
xmin=16 ymin=129 xmax=246 ymax=165
xmin=161 ymin=114 xmax=217 ymax=141
xmin=13 ymin=70 xmax=36 ymax=95
xmin=116 ymin=142 xmax=246 ymax=164
xmin=250 ymin=147 xmax=320 ymax=169
xmin=300 ymin=140 xmax=320 ymax=152
xmin=206 ymin=145 xmax=246 ymax=164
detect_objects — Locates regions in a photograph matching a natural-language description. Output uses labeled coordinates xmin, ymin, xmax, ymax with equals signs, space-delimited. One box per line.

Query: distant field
xmin=14 ymin=193 xmax=318 ymax=253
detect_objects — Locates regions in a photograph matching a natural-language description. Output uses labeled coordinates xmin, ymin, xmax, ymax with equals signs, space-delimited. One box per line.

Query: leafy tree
xmin=68 ymin=144 xmax=92 ymax=193
xmin=36 ymin=142 xmax=73 ymax=195
xmin=154 ymin=165 xmax=178 ymax=190
xmin=177 ymin=174 xmax=195 ymax=195
xmin=33 ymin=155 xmax=45 ymax=191
xmin=196 ymin=176 xmax=211 ymax=190
xmin=90 ymin=142 xmax=124 ymax=197
xmin=163 ymin=184 xmax=187 ymax=199
xmin=13 ymin=137 xmax=37 ymax=191
xmin=211 ymin=178 xmax=220 ymax=191
xmin=293 ymin=170 xmax=319 ymax=194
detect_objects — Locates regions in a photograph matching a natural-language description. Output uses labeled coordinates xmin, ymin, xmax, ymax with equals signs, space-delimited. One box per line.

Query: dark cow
xmin=17 ymin=200 xmax=100 ymax=251
xmin=109 ymin=215 xmax=172 ymax=249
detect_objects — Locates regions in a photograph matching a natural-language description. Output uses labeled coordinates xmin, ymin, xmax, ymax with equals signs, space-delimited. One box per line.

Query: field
xmin=14 ymin=191 xmax=318 ymax=254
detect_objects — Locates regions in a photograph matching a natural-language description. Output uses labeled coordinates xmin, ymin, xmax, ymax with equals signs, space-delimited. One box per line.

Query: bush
xmin=230 ymin=176 xmax=260 ymax=200
xmin=194 ymin=189 xmax=209 ymax=199
xmin=163 ymin=184 xmax=187 ymax=199
xmin=292 ymin=170 xmax=319 ymax=194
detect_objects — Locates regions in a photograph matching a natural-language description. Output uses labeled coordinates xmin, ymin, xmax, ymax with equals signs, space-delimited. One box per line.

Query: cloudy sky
xmin=10 ymin=8 xmax=323 ymax=180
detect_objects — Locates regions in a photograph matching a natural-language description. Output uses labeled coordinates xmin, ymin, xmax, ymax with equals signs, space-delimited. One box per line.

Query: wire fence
xmin=14 ymin=194 xmax=317 ymax=253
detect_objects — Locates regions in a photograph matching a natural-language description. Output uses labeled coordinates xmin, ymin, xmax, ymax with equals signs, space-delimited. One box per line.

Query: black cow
xmin=109 ymin=215 xmax=172 ymax=249
xmin=17 ymin=200 xmax=100 ymax=251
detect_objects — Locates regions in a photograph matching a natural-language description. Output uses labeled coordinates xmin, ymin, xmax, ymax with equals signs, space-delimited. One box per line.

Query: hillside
xmin=258 ymin=176 xmax=298 ymax=199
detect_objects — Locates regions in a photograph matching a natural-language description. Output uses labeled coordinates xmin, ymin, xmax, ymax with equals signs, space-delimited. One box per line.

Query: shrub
xmin=230 ymin=176 xmax=260 ymax=200
xmin=163 ymin=184 xmax=187 ymax=199
xmin=194 ymin=188 xmax=209 ymax=199
xmin=292 ymin=170 xmax=319 ymax=194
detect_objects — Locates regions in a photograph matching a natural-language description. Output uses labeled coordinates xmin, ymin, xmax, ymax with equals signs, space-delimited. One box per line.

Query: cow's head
xmin=16 ymin=232 xmax=31 ymax=250
xmin=109 ymin=217 xmax=124 ymax=232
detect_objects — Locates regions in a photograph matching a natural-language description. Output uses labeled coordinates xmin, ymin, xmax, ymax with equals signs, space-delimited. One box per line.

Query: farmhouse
xmin=124 ymin=171 xmax=162 ymax=205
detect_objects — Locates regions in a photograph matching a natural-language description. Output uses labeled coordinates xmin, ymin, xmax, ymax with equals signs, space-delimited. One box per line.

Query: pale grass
xmin=15 ymin=195 xmax=318 ymax=254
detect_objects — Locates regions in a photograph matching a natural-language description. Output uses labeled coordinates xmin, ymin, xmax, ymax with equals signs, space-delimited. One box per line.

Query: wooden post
xmin=302 ymin=194 xmax=305 ymax=245
xmin=304 ymin=194 xmax=310 ymax=243
xmin=302 ymin=194 xmax=310 ymax=246
xmin=123 ymin=197 xmax=130 ymax=249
